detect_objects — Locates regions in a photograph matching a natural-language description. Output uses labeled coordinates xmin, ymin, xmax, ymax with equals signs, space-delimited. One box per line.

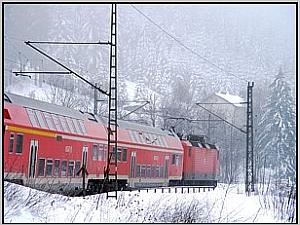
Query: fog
xmin=4 ymin=4 xmax=295 ymax=93
xmin=3 ymin=4 xmax=296 ymax=184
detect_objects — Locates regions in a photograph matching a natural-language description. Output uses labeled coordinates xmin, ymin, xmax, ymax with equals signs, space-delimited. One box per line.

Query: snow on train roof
xmin=95 ymin=115 xmax=176 ymax=137
xmin=4 ymin=92 xmax=86 ymax=120
xmin=5 ymin=92 xmax=176 ymax=138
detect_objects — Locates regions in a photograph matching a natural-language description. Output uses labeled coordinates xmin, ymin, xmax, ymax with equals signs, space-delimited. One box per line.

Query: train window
xmin=146 ymin=166 xmax=151 ymax=177
xmin=151 ymin=166 xmax=155 ymax=177
xmin=9 ymin=133 xmax=14 ymax=153
xmin=175 ymin=155 xmax=179 ymax=166
xmin=61 ymin=160 xmax=68 ymax=176
xmin=144 ymin=134 xmax=150 ymax=144
xmin=103 ymin=145 xmax=108 ymax=161
xmin=66 ymin=118 xmax=76 ymax=133
xmin=59 ymin=116 xmax=71 ymax=133
xmin=122 ymin=148 xmax=127 ymax=161
xmin=157 ymin=136 xmax=163 ymax=146
xmin=172 ymin=154 xmax=176 ymax=164
xmin=15 ymin=134 xmax=23 ymax=153
xmin=133 ymin=131 xmax=140 ymax=143
xmin=130 ymin=131 xmax=138 ymax=143
xmin=136 ymin=132 xmax=142 ymax=143
xmin=92 ymin=144 xmax=98 ymax=160
xmin=148 ymin=133 xmax=155 ymax=145
xmin=37 ymin=159 xmax=45 ymax=176
xmin=35 ymin=111 xmax=48 ymax=129
xmin=129 ymin=131 xmax=138 ymax=143
xmin=75 ymin=161 xmax=81 ymax=176
xmin=160 ymin=167 xmax=164 ymax=178
xmin=44 ymin=112 xmax=56 ymax=130
xmin=68 ymin=161 xmax=75 ymax=177
xmin=52 ymin=115 xmax=63 ymax=131
xmin=153 ymin=155 xmax=158 ymax=161
xmin=72 ymin=119 xmax=82 ymax=134
xmin=158 ymin=136 xmax=164 ymax=146
xmin=78 ymin=120 xmax=86 ymax=134
xmin=153 ymin=134 xmax=159 ymax=145
xmin=136 ymin=165 xmax=140 ymax=177
xmin=111 ymin=147 xmax=116 ymax=161
xmin=198 ymin=143 xmax=205 ymax=148
xmin=135 ymin=131 xmax=141 ymax=143
xmin=156 ymin=166 xmax=160 ymax=177
xmin=26 ymin=108 xmax=40 ymax=127
xmin=138 ymin=132 xmax=145 ymax=144
xmin=71 ymin=119 xmax=79 ymax=134
xmin=54 ymin=160 xmax=60 ymax=176
xmin=46 ymin=160 xmax=53 ymax=176
xmin=141 ymin=165 xmax=146 ymax=178
xmin=160 ymin=137 xmax=167 ymax=147
xmin=98 ymin=145 xmax=104 ymax=161
xmin=117 ymin=148 xmax=122 ymax=162
xmin=204 ymin=144 xmax=210 ymax=149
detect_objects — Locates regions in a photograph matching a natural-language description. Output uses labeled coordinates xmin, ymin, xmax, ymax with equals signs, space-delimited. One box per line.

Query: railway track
xmin=118 ymin=185 xmax=216 ymax=194
xmin=76 ymin=185 xmax=216 ymax=197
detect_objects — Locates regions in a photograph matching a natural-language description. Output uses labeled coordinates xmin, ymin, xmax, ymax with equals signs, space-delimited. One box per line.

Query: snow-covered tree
xmin=256 ymin=68 xmax=296 ymax=183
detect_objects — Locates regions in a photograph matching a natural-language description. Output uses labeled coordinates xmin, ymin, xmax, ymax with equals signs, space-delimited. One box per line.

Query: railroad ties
xmin=126 ymin=186 xmax=216 ymax=194
xmin=80 ymin=186 xmax=216 ymax=197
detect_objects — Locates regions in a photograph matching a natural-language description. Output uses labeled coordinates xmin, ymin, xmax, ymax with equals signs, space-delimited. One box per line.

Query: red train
xmin=3 ymin=92 xmax=219 ymax=194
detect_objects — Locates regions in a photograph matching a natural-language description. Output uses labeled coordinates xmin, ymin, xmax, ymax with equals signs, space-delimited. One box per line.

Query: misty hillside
xmin=4 ymin=4 xmax=295 ymax=94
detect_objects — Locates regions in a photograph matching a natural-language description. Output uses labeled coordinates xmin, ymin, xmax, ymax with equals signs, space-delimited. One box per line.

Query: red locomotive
xmin=3 ymin=92 xmax=219 ymax=194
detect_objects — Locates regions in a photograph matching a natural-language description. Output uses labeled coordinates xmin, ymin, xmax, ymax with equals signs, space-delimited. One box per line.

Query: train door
xmin=164 ymin=156 xmax=169 ymax=179
xmin=130 ymin=152 xmax=136 ymax=178
xmin=28 ymin=140 xmax=38 ymax=178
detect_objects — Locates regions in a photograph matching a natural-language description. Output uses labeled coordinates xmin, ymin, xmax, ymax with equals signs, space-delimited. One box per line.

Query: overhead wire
xmin=5 ymin=35 xmax=105 ymax=81
xmin=130 ymin=4 xmax=249 ymax=83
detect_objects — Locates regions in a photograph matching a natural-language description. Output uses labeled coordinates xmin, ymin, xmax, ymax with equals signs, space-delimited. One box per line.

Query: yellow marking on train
xmin=7 ymin=125 xmax=56 ymax=138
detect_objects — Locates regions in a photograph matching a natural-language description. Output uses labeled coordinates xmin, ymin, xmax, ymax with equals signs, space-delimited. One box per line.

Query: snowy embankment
xmin=4 ymin=181 xmax=294 ymax=223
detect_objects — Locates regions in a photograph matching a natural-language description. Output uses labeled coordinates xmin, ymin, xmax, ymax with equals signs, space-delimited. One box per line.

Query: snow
xmin=5 ymin=77 xmax=156 ymax=110
xmin=5 ymin=78 xmax=52 ymax=102
xmin=215 ymin=92 xmax=246 ymax=107
xmin=125 ymin=80 xmax=138 ymax=101
xmin=4 ymin=181 xmax=293 ymax=223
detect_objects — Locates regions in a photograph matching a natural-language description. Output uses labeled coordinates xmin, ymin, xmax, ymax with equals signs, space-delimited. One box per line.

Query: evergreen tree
xmin=256 ymin=68 xmax=296 ymax=183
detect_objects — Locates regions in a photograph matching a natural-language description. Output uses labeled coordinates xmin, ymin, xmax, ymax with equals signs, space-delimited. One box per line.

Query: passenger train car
xmin=3 ymin=92 xmax=219 ymax=194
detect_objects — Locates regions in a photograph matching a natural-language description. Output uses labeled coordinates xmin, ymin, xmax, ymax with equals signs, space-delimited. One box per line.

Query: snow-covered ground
xmin=4 ymin=181 xmax=295 ymax=223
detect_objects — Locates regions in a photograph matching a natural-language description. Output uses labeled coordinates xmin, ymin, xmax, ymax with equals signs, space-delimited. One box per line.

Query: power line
xmin=196 ymin=102 xmax=248 ymax=105
xmin=5 ymin=35 xmax=108 ymax=77
xmin=26 ymin=41 xmax=111 ymax=45
xmin=25 ymin=41 xmax=108 ymax=96
xmin=195 ymin=103 xmax=246 ymax=134
xmin=130 ymin=5 xmax=249 ymax=83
